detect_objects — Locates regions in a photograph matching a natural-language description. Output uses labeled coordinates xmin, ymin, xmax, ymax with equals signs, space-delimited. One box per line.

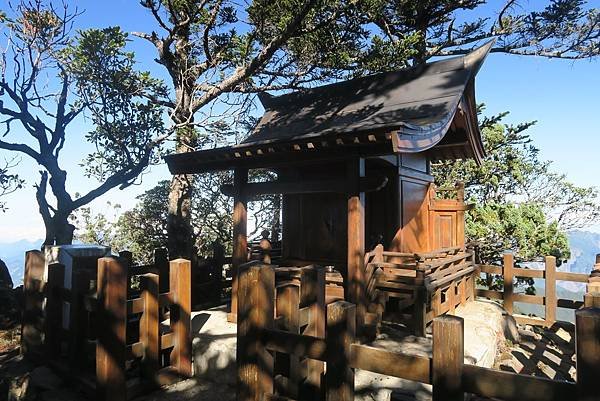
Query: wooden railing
xmin=23 ymin=251 xmax=192 ymax=401
xmin=237 ymin=261 xmax=600 ymax=401
xmin=476 ymin=253 xmax=600 ymax=326
xmin=363 ymin=244 xmax=476 ymax=335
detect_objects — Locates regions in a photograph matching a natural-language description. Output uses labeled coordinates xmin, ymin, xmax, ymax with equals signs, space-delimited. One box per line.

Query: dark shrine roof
xmin=165 ymin=41 xmax=493 ymax=174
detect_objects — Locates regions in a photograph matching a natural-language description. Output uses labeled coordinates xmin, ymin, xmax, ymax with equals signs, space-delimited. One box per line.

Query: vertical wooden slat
xmin=169 ymin=258 xmax=192 ymax=377
xmin=413 ymin=263 xmax=427 ymax=336
xmin=237 ymin=261 xmax=275 ymax=401
xmin=96 ymin=257 xmax=127 ymax=401
xmin=347 ymin=158 xmax=366 ymax=331
xmin=230 ymin=167 xmax=248 ymax=323
xmin=45 ymin=263 xmax=64 ymax=360
xmin=545 ymin=256 xmax=557 ymax=326
xmin=326 ymin=301 xmax=355 ymax=401
xmin=503 ymin=252 xmax=514 ymax=315
xmin=275 ymin=284 xmax=300 ymax=399
xmin=140 ymin=273 xmax=160 ymax=385
xmin=576 ymin=308 xmax=600 ymax=401
xmin=432 ymin=315 xmax=464 ymax=401
xmin=21 ymin=250 xmax=45 ymax=357
xmin=154 ymin=248 xmax=169 ymax=293
xmin=300 ymin=266 xmax=325 ymax=401
xmin=584 ymin=292 xmax=600 ymax=308
xmin=69 ymin=269 xmax=88 ymax=372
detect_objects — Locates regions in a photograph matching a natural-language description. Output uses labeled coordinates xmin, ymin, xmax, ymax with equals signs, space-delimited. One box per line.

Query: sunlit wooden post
xmin=140 ymin=272 xmax=160 ymax=385
xmin=588 ymin=254 xmax=600 ymax=293
xmin=545 ymin=256 xmax=557 ymax=326
xmin=584 ymin=292 xmax=600 ymax=308
xmin=432 ymin=315 xmax=464 ymax=401
xmin=300 ymin=265 xmax=325 ymax=400
xmin=96 ymin=257 xmax=127 ymax=401
xmin=45 ymin=262 xmax=64 ymax=360
xmin=275 ymin=283 xmax=300 ymax=398
xmin=169 ymin=258 xmax=192 ymax=377
xmin=326 ymin=301 xmax=355 ymax=401
xmin=230 ymin=167 xmax=248 ymax=323
xmin=576 ymin=307 xmax=600 ymax=401
xmin=347 ymin=158 xmax=366 ymax=332
xmin=237 ymin=261 xmax=274 ymax=401
xmin=21 ymin=250 xmax=45 ymax=358
xmin=503 ymin=252 xmax=514 ymax=314
xmin=467 ymin=244 xmax=477 ymax=301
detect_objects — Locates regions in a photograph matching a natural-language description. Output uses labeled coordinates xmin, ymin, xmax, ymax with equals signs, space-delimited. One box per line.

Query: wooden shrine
xmin=165 ymin=41 xmax=493 ymax=333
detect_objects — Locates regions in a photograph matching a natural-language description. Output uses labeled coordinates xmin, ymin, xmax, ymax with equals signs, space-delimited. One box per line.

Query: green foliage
xmin=0 ymin=159 xmax=23 ymax=212
xmin=433 ymin=111 xmax=600 ymax=292
xmin=63 ymin=27 xmax=167 ymax=182
xmin=0 ymin=1 xmax=168 ymax=244
xmin=355 ymin=0 xmax=600 ymax=70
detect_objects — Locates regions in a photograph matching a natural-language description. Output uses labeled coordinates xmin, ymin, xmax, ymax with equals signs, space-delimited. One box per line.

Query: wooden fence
xmin=476 ymin=253 xmax=600 ymax=326
xmin=237 ymin=261 xmax=600 ymax=401
xmin=362 ymin=244 xmax=476 ymax=336
xmin=22 ymin=250 xmax=192 ymax=401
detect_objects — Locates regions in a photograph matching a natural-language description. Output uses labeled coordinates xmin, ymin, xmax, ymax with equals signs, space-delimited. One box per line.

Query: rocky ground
xmin=494 ymin=321 xmax=576 ymax=382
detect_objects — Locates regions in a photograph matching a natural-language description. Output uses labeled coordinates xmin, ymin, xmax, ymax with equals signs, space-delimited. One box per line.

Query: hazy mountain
xmin=0 ymin=239 xmax=42 ymax=286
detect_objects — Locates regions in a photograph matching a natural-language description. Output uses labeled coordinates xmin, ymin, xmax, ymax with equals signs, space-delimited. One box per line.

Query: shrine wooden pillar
xmin=228 ymin=167 xmax=248 ymax=323
xmin=347 ymin=157 xmax=366 ymax=330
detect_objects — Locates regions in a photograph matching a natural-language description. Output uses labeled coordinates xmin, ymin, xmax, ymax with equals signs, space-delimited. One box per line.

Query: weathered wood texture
xmin=22 ymin=250 xmax=46 ymax=357
xmin=237 ymin=261 xmax=275 ymax=401
xmin=432 ymin=316 xmax=464 ymax=401
xmin=576 ymin=308 xmax=600 ymax=401
xmin=96 ymin=257 xmax=128 ymax=401
xmin=326 ymin=301 xmax=356 ymax=401
xmin=229 ymin=167 xmax=248 ymax=323
xmin=240 ymin=268 xmax=600 ymax=401
xmin=169 ymin=259 xmax=192 ymax=377
xmin=26 ymin=250 xmax=191 ymax=400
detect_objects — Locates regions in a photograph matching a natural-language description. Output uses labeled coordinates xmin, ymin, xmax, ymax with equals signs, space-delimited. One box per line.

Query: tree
xmin=0 ymin=1 xmax=166 ymax=245
xmin=356 ymin=0 xmax=600 ymax=71
xmin=432 ymin=111 xmax=599 ymax=280
xmin=0 ymin=158 xmax=23 ymax=212
xmin=135 ymin=0 xmax=365 ymax=259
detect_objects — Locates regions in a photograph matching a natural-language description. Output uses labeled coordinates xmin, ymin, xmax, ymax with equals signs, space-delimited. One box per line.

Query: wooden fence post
xmin=300 ymin=265 xmax=325 ymax=400
xmin=96 ymin=257 xmax=128 ymax=401
xmin=432 ymin=315 xmax=464 ymax=401
xmin=326 ymin=301 xmax=356 ymax=401
xmin=237 ymin=261 xmax=275 ymax=401
xmin=275 ymin=283 xmax=300 ymax=399
xmin=21 ymin=250 xmax=45 ymax=358
xmin=69 ymin=269 xmax=89 ymax=373
xmin=503 ymin=252 xmax=514 ymax=315
xmin=588 ymin=254 xmax=600 ymax=293
xmin=140 ymin=273 xmax=160 ymax=385
xmin=584 ymin=292 xmax=600 ymax=308
xmin=414 ymin=258 xmax=427 ymax=336
xmin=154 ymin=248 xmax=169 ymax=293
xmin=576 ymin=307 xmax=600 ymax=401
xmin=45 ymin=263 xmax=64 ymax=360
xmin=545 ymin=256 xmax=557 ymax=326
xmin=169 ymin=259 xmax=192 ymax=377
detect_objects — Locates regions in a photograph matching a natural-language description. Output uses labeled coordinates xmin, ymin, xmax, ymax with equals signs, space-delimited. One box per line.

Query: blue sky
xmin=0 ymin=0 xmax=599 ymax=242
